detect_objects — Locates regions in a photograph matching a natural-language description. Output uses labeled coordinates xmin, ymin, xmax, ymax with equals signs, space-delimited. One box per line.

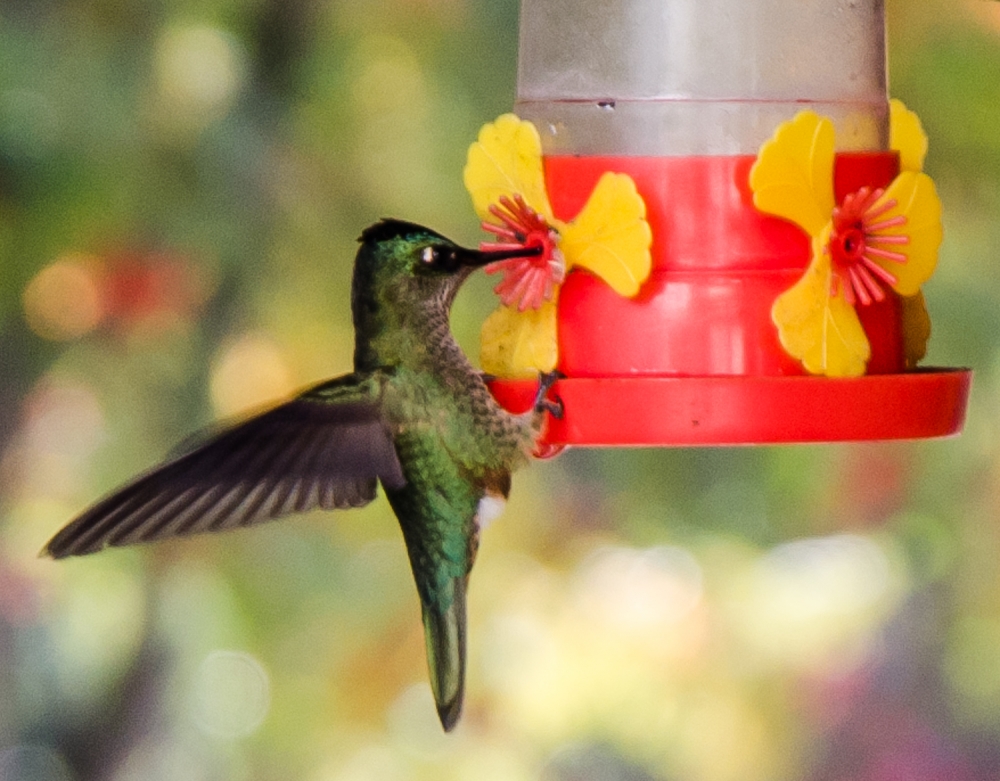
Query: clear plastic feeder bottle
xmin=516 ymin=0 xmax=889 ymax=156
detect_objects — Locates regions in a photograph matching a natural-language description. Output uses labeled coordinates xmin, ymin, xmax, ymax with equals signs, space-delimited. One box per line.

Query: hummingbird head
xmin=351 ymin=219 xmax=541 ymax=368
xmin=353 ymin=219 xmax=540 ymax=318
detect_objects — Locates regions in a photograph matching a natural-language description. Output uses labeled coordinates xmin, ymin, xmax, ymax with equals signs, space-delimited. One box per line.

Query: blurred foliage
xmin=1 ymin=1 xmax=1000 ymax=780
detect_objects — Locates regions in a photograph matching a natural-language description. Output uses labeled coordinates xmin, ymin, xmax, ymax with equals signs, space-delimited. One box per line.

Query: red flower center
xmin=827 ymin=187 xmax=909 ymax=307
xmin=480 ymin=194 xmax=565 ymax=312
xmin=837 ymin=227 xmax=867 ymax=264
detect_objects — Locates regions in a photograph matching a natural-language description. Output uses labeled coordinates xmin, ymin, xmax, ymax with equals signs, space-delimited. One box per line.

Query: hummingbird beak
xmin=455 ymin=244 xmax=543 ymax=267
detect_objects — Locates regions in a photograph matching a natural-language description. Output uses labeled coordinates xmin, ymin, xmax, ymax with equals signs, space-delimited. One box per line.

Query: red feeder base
xmin=489 ymin=370 xmax=972 ymax=448
xmin=484 ymin=153 xmax=972 ymax=446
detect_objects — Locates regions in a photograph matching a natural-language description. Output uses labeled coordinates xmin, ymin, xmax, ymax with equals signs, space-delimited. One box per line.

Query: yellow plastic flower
xmin=464 ymin=114 xmax=652 ymax=377
xmin=749 ymin=101 xmax=942 ymax=377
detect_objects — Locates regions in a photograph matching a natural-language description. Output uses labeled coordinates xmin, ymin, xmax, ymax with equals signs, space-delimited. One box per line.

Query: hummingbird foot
xmin=533 ymin=371 xmax=565 ymax=420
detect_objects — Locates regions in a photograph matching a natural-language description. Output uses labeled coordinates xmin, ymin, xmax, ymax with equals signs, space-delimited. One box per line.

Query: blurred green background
xmin=1 ymin=1 xmax=1000 ymax=779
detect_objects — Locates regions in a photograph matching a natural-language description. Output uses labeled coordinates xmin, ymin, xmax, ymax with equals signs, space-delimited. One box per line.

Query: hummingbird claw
xmin=542 ymin=396 xmax=565 ymax=420
xmin=533 ymin=371 xmax=565 ymax=420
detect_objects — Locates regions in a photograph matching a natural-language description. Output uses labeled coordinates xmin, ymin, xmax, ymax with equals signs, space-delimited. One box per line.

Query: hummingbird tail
xmin=421 ymin=578 xmax=467 ymax=732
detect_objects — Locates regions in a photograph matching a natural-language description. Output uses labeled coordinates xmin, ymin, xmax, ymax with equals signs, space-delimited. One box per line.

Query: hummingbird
xmin=44 ymin=219 xmax=559 ymax=731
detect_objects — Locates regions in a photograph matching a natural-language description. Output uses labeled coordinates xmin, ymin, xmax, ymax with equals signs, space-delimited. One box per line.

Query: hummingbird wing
xmin=44 ymin=373 xmax=405 ymax=558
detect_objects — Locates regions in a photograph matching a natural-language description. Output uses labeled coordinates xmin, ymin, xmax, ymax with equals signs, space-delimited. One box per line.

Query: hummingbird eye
xmin=420 ymin=245 xmax=460 ymax=273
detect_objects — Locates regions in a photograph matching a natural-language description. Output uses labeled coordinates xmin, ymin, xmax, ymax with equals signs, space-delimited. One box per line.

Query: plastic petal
xmin=874 ymin=171 xmax=942 ymax=296
xmin=463 ymin=114 xmax=555 ymax=226
xmin=901 ymin=291 xmax=931 ymax=369
xmin=558 ymin=172 xmax=652 ymax=297
xmin=750 ymin=111 xmax=836 ymax=237
xmin=480 ymin=299 xmax=558 ymax=377
xmin=772 ymin=227 xmax=871 ymax=377
xmin=890 ymin=99 xmax=928 ymax=174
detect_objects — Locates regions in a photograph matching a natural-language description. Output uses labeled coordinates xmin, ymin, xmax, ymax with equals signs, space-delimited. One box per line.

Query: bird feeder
xmin=469 ymin=0 xmax=971 ymax=447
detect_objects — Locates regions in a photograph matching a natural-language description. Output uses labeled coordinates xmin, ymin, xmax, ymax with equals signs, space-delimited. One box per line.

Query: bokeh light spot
xmin=22 ymin=377 xmax=105 ymax=459
xmin=572 ymin=545 xmax=704 ymax=630
xmin=209 ymin=332 xmax=296 ymax=418
xmin=192 ymin=650 xmax=271 ymax=739
xmin=23 ymin=256 xmax=104 ymax=341
xmin=735 ymin=534 xmax=900 ymax=667
xmin=154 ymin=25 xmax=245 ymax=134
xmin=1 ymin=376 xmax=106 ymax=505
xmin=101 ymin=251 xmax=212 ymax=336
xmin=756 ymin=535 xmax=892 ymax=620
